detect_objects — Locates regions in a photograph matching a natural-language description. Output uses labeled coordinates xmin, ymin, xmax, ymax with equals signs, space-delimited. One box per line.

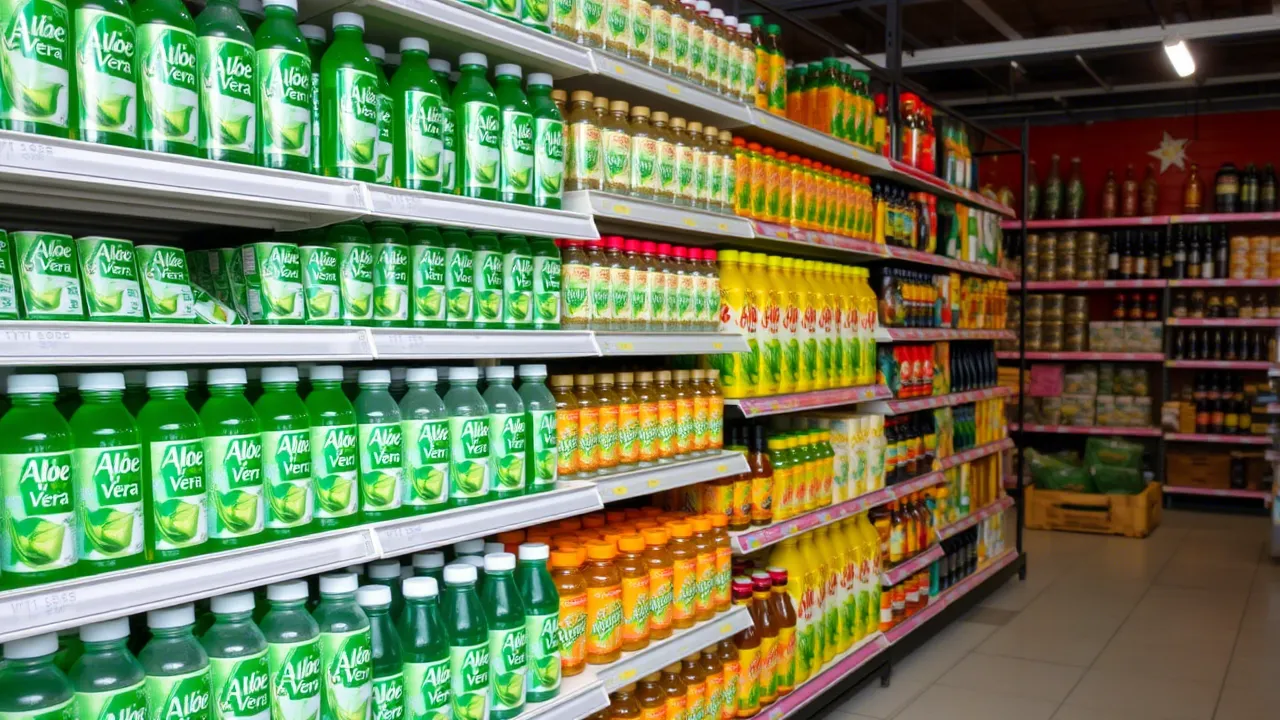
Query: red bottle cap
xmin=767 ymin=566 xmax=788 ymax=586
xmin=603 ymin=235 xmax=625 ymax=250
xmin=688 ymin=247 xmax=702 ymax=261
xmin=656 ymin=242 xmax=673 ymax=256
xmin=703 ymin=249 xmax=717 ymax=262
xmin=751 ymin=571 xmax=772 ymax=592
xmin=673 ymin=246 xmax=689 ymax=259
xmin=624 ymin=238 xmax=641 ymax=253
xmin=641 ymin=241 xmax=658 ymax=254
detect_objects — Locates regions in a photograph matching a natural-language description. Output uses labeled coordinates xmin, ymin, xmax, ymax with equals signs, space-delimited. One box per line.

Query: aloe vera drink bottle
xmin=357 ymin=585 xmax=404 ymax=720
xmin=355 ymin=369 xmax=405 ymax=521
xmin=426 ymin=58 xmax=457 ymax=194
xmin=493 ymin=64 xmax=534 ymax=206
xmin=70 ymin=619 xmax=148 ymax=720
xmin=0 ymin=374 xmax=77 ymax=586
xmin=472 ymin=231 xmax=503 ymax=329
xmin=201 ymin=592 xmax=271 ymax=720
xmin=408 ymin=225 xmax=446 ymax=328
xmin=0 ymin=634 xmax=76 ymax=720
xmin=499 ymin=234 xmax=532 ymax=330
xmin=195 ymin=0 xmax=257 ymax=165
xmin=441 ymin=563 xmax=489 ymax=720
xmin=442 ymin=228 xmax=474 ymax=329
xmin=443 ymin=367 xmax=490 ymax=508
xmin=70 ymin=372 xmax=146 ymax=574
xmin=529 ymin=238 xmax=560 ymax=330
xmin=320 ymin=12 xmax=379 ymax=181
xmin=326 ymin=222 xmax=374 ymax=326
xmin=370 ymin=222 xmax=410 ymax=327
xmin=140 ymin=604 xmax=212 ymax=720
xmin=259 ymin=581 xmax=321 ymax=720
xmin=0 ymin=0 xmax=73 ymax=139
xmin=54 ymin=631 xmax=84 ymax=673
xmin=71 ymin=0 xmax=138 ymax=148
xmin=399 ymin=367 xmax=449 ymax=512
xmin=364 ymin=43 xmax=393 ymax=185
xmin=411 ymin=552 xmax=445 ymax=584
xmin=514 ymin=543 xmax=560 ymax=702
xmin=516 ymin=365 xmax=557 ymax=494
xmin=123 ymin=370 xmax=146 ymax=416
xmin=200 ymin=368 xmax=265 ymax=551
xmin=254 ymin=0 xmax=312 ymax=173
xmin=480 ymin=553 xmax=526 ymax=719
xmin=138 ymin=370 xmax=209 ymax=563
xmin=397 ymin=577 xmax=451 ymax=720
xmin=453 ymin=538 xmax=483 ymax=560
xmin=238 ymin=0 xmax=262 ymax=31
xmin=298 ymin=24 xmax=325 ymax=174
xmin=525 ymin=74 xmax=564 ymax=209
xmin=452 ymin=53 xmax=500 ymax=201
xmin=254 ymin=366 xmax=314 ymax=541
xmin=306 ymin=366 xmax=360 ymax=530
xmin=314 ymin=573 xmax=373 ymax=720
xmin=364 ymin=561 xmax=405 ymax=620
xmin=56 ymin=372 xmax=81 ymax=419
xmin=390 ymin=38 xmax=445 ymax=193
xmin=483 ymin=366 xmax=526 ymax=500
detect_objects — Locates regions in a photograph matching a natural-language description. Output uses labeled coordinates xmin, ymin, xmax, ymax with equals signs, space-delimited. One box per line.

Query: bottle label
xmin=403 ymin=659 xmax=450 ymax=720
xmin=694 ymin=551 xmax=713 ymax=612
xmin=568 ymin=122 xmax=601 ymax=185
xmin=671 ymin=13 xmax=688 ymax=69
xmin=146 ymin=668 xmax=211 ymax=720
xmin=411 ymin=243 xmax=446 ymax=324
xmin=685 ymin=681 xmax=704 ymax=720
xmin=603 ymin=0 xmax=629 ymax=46
xmin=501 ymin=250 xmax=533 ymax=326
xmin=358 ymin=422 xmax=404 ymax=512
xmin=648 ymin=269 xmax=665 ymax=321
xmin=256 ymin=47 xmax=311 ymax=162
xmin=704 ymin=669 xmax=723 ymax=720
xmin=596 ymin=404 xmax=618 ymax=467
xmin=147 ymin=439 xmax=207 ymax=551
xmin=75 ymin=679 xmax=146 ymax=720
xmin=401 ymin=418 xmax=449 ymax=508
xmin=736 ymin=645 xmax=760 ymax=712
xmin=198 ymin=36 xmax=255 ymax=157
xmin=500 ymin=108 xmax=534 ymax=197
xmin=655 ymin=139 xmax=676 ymax=197
xmin=311 ymin=424 xmax=358 ymax=519
xmin=472 ymin=249 xmax=502 ymax=325
xmin=445 ymin=245 xmax=474 ymax=323
xmin=0 ymin=451 xmax=74 ymax=574
xmin=0 ymin=0 xmax=70 ymax=130
xmin=609 ymin=265 xmax=630 ymax=321
xmin=204 ymin=433 xmax=264 ymax=540
xmin=554 ymin=0 xmax=576 ymax=31
xmin=448 ymin=642 xmax=489 ymax=720
xmin=534 ymin=116 xmax=565 ymax=205
xmin=656 ymin=398 xmax=675 ymax=457
xmin=266 ymin=637 xmax=321 ymax=720
xmin=74 ymin=7 xmax=136 ymax=141
xmin=602 ymin=127 xmax=631 ymax=188
xmin=557 ymin=591 xmax=587 ymax=669
xmin=488 ymin=626 xmax=527 ymax=713
xmin=647 ymin=565 xmax=673 ymax=629
xmin=674 ymin=396 xmax=693 ymax=452
xmin=532 ymin=254 xmax=561 ymax=327
xmin=671 ymin=556 xmax=696 ymax=621
xmin=676 ymin=144 xmax=695 ymax=201
xmin=439 ymin=104 xmax=456 ymax=191
xmin=575 ymin=406 xmax=598 ymax=472
xmin=721 ymin=659 xmax=740 ymax=718
xmin=620 ymin=575 xmax=650 ymax=643
xmin=462 ymin=100 xmax=501 ymax=192
xmin=616 ymin=401 xmax=639 ymax=463
xmin=665 ymin=695 xmax=687 ymax=720
xmin=373 ymin=242 xmax=410 ymax=324
xmin=585 ymin=583 xmax=623 ymax=654
xmin=758 ymin=635 xmax=777 ymax=699
xmin=321 ymin=629 xmax=372 ymax=720
xmin=489 ymin=411 xmax=527 ymax=495
xmin=330 ymin=66 xmax=379 ymax=172
xmin=528 ymin=409 xmax=557 ymax=489
xmin=691 ymin=395 xmax=708 ymax=449
xmin=209 ymin=650 xmax=270 ymax=720
xmin=335 ymin=242 xmax=373 ymax=323
xmin=375 ymin=85 xmax=392 ymax=184
xmin=775 ymin=625 xmax=795 ymax=690
xmin=555 ymin=408 xmax=578 ymax=476
xmin=561 ymin=261 xmax=589 ymax=320
xmin=524 ymin=611 xmax=561 ymax=695
xmin=630 ymin=134 xmax=656 ymax=191
xmin=589 ymin=264 xmax=611 ymax=321
xmin=73 ymin=443 xmax=144 ymax=561
xmin=371 ymin=673 xmax=404 ymax=720
xmin=652 ymin=7 xmax=670 ymax=60
xmin=133 ymin=244 xmax=193 ymax=321
xmin=448 ymin=416 xmax=490 ymax=500
xmin=631 ymin=0 xmax=650 ymax=53
xmin=300 ymin=245 xmax=342 ymax=323
xmin=630 ymin=266 xmax=650 ymax=322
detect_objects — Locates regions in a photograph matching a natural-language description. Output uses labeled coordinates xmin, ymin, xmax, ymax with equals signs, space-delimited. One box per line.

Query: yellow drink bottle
xmin=768 ymin=537 xmax=810 ymax=684
xmin=839 ymin=519 xmax=865 ymax=642
xmin=824 ymin=265 xmax=843 ymax=389
xmin=760 ymin=256 xmax=785 ymax=396
xmin=839 ymin=266 xmax=857 ymax=387
xmin=744 ymin=252 xmax=775 ymax=398
xmin=769 ymin=434 xmax=791 ymax=522
xmin=854 ymin=268 xmax=878 ymax=385
xmin=794 ymin=261 xmax=817 ymax=392
xmin=805 ymin=261 xmax=830 ymax=391
xmin=812 ymin=526 xmax=843 ymax=660
xmin=780 ymin=258 xmax=804 ymax=394
xmin=855 ymin=512 xmax=881 ymax=635
xmin=716 ymin=250 xmax=756 ymax=398
xmin=796 ymin=532 xmax=827 ymax=670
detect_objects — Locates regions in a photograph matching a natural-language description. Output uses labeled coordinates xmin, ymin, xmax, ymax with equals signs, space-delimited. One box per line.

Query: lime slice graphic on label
xmin=19 ymin=81 xmax=64 ymax=117
xmin=362 ymin=471 xmax=398 ymax=508
xmin=267 ymin=288 xmax=297 ymax=316
xmin=415 ymin=150 xmax=439 ymax=176
xmin=536 ymin=294 xmax=558 ymax=320
xmin=316 ymin=474 xmax=353 ymax=513
xmin=373 ymin=287 xmax=402 ymax=317
xmin=347 ymin=136 xmax=375 ymax=164
xmin=492 ymin=0 xmax=517 ymax=12
xmin=161 ymin=105 xmax=194 ymax=137
xmin=377 ymin=153 xmax=389 ymax=177
xmin=446 ymin=289 xmax=472 ymax=317
xmin=477 ymin=293 xmax=501 ymax=320
xmin=218 ymin=114 xmax=251 ymax=145
xmin=539 ymin=171 xmax=562 ymax=194
xmin=156 ymin=499 xmax=200 ymax=544
xmin=454 ymin=461 xmax=486 ymax=495
xmin=278 ymin=120 xmax=308 ymax=150
xmin=307 ymin=288 xmax=334 ymax=316
xmin=496 ymin=455 xmax=524 ymax=489
xmin=9 ymin=517 xmax=65 ymax=566
xmin=84 ymin=507 xmax=134 ymax=554
xmin=525 ymin=0 xmax=548 ymax=18
xmin=508 ymin=166 xmax=531 ymax=191
xmin=269 ymin=483 xmax=308 ymax=523
xmin=29 ymin=284 xmax=64 ymax=311
xmin=533 ymin=656 xmax=560 ymax=688
xmin=412 ymin=465 xmax=445 ymax=500
xmin=95 ymin=287 xmax=125 ymax=312
xmin=493 ymin=672 xmax=524 ymax=707
xmin=536 ymin=450 xmax=556 ymax=480
xmin=507 ymin=293 xmax=529 ymax=319
xmin=96 ymin=94 xmax=132 ymax=128
xmin=475 ymin=161 xmax=498 ymax=185
xmin=415 ymin=286 xmax=442 ymax=316
xmin=454 ymin=693 xmax=485 ymax=720
xmin=215 ymin=490 xmax=258 ymax=533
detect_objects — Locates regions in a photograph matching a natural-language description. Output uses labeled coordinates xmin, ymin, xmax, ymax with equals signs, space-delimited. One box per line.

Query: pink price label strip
xmin=884 ymin=549 xmax=1018 ymax=645
xmin=882 ymin=545 xmax=945 ymax=587
xmin=936 ymin=496 xmax=1015 ymax=541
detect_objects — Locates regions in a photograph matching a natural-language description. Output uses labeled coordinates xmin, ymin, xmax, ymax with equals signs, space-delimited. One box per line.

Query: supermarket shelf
xmin=1164 ymin=360 xmax=1277 ymax=370
xmin=884 ymin=244 xmax=1015 ymax=279
xmin=742 ymin=109 xmax=896 ymax=178
xmin=595 ymin=605 xmax=754 ymax=691
xmin=939 ymin=437 xmax=1016 ymax=469
xmin=999 ymin=217 xmax=1165 ymax=230
xmin=589 ymin=54 xmax=754 ymax=125
xmin=593 ymin=331 xmax=748 ymax=355
xmin=863 ymin=385 xmax=1014 ymax=415
xmin=886 ymin=159 xmax=1015 ymax=218
xmin=997 ymin=351 xmax=1165 ymax=362
xmin=592 ymin=451 xmax=749 ymax=501
xmin=749 ymin=220 xmax=890 ymax=260
xmin=936 ymin=496 xmax=1015 ymax=542
xmin=1166 ymin=317 xmax=1280 ymax=327
xmin=1012 ymin=424 xmax=1163 ymax=437
xmin=881 ymin=545 xmax=945 ymax=587
xmin=723 ymin=385 xmax=893 ymax=418
xmin=1163 ymin=485 xmax=1272 ymax=502
xmin=1169 ymin=212 xmax=1280 ymax=224
xmin=883 ymin=550 xmax=1019 ymax=645
xmin=563 ymin=190 xmax=754 ymax=239
xmin=516 ymin=673 xmax=609 ymax=720
xmin=1165 ymin=433 xmax=1272 ymax=445
xmin=370 ymin=328 xmax=599 ymax=360
xmin=1008 ymin=279 xmax=1167 ymax=291
xmin=881 ymin=327 xmax=1014 ymax=342
xmin=760 ymin=632 xmax=890 ymax=720
xmin=365 ymin=185 xmax=598 ymax=239
xmin=1168 ymin=278 xmax=1280 ymax=288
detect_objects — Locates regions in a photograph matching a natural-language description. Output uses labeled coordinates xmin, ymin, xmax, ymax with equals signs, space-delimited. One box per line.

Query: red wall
xmin=979 ymin=110 xmax=1280 ymax=218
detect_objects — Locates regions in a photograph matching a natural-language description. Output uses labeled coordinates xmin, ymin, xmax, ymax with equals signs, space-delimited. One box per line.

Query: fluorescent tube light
xmin=1164 ymin=37 xmax=1196 ymax=78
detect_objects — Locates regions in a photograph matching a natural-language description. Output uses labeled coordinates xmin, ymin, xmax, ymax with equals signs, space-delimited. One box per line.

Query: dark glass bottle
xmin=1242 ymin=164 xmax=1259 ymax=213
xmin=1262 ymin=164 xmax=1277 ymax=212
xmin=1215 ymin=162 xmax=1240 ymax=213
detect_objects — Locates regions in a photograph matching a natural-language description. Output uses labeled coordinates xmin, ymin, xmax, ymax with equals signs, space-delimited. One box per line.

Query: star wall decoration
xmin=1148 ymin=132 xmax=1189 ymax=173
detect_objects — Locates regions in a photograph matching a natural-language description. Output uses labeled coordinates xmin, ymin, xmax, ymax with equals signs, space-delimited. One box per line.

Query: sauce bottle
xmin=749 ymin=429 xmax=776 ymax=526
xmin=608 ymin=684 xmax=642 ymax=719
xmin=595 ymin=373 xmax=621 ymax=473
xmin=666 ymin=521 xmax=698 ymax=628
xmin=636 ymin=673 xmax=668 ymax=720
xmin=550 ymin=375 xmax=579 ymax=478
xmin=750 ymin=571 xmax=779 ymax=706
xmin=584 ymin=540 xmax=624 ymax=664
xmin=699 ymin=646 xmax=725 ymax=720
xmin=633 ymin=371 xmax=660 ymax=465
xmin=707 ymin=512 xmax=732 ymax=612
xmin=691 ymin=515 xmax=716 ymax=621
xmin=603 ymin=100 xmax=633 ymax=195
xmin=767 ymin=567 xmax=798 ymax=695
xmin=655 ymin=371 xmax=678 ymax=461
xmin=615 ymin=372 xmax=641 ymax=468
xmin=616 ymin=534 xmax=652 ymax=652
xmin=660 ymin=662 xmax=688 ymax=720
xmin=559 ymin=239 xmax=591 ymax=329
xmin=643 ymin=528 xmax=675 ymax=640
xmin=723 ymin=428 xmax=751 ymax=532
xmin=573 ymin=374 xmax=601 ymax=475
xmin=731 ymin=577 xmax=761 ymax=717
xmin=672 ymin=370 xmax=695 ymax=456
xmin=680 ymin=652 xmax=707 ymax=720
xmin=551 ymin=548 xmax=588 ymax=677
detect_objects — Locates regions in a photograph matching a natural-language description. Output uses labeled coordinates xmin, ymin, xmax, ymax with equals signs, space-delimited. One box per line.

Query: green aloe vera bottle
xmin=70 ymin=619 xmax=147 ymax=720
xmin=499 ymin=234 xmax=532 ymax=330
xmin=237 ymin=0 xmax=262 ymax=31
xmin=357 ymin=585 xmax=404 ymax=720
xmin=134 ymin=0 xmax=198 ymax=156
xmin=529 ymin=238 xmax=560 ymax=330
xmin=326 ymin=223 xmax=374 ymax=327
xmin=482 ymin=366 xmax=526 ymax=500
xmin=365 ymin=42 xmax=393 ymax=185
xmin=0 ymin=374 xmax=77 ymax=586
xmin=71 ymin=0 xmax=139 ymax=148
xmin=411 ymin=551 xmax=444 ymax=583
xmin=0 ymin=634 xmax=76 ymax=720
xmin=255 ymin=0 xmax=312 ymax=172
xmin=480 ymin=553 xmax=526 ymax=720
xmin=299 ymin=24 xmax=326 ymax=174
xmin=314 ymin=573 xmax=373 ymax=720
xmin=514 ymin=543 xmax=560 ymax=702
xmin=399 ymin=367 xmax=449 ymax=512
xmin=200 ymin=368 xmax=265 ymax=551
xmin=441 ymin=563 xmax=489 ymax=720
xmin=254 ymin=366 xmax=314 ymax=540
xmin=493 ymin=64 xmax=533 ymax=206
xmin=195 ymin=0 xmax=257 ymax=165
xmin=138 ymin=370 xmax=208 ymax=563
xmin=443 ymin=368 xmax=490 ymax=508
xmin=452 ymin=53 xmax=500 ymax=201
xmin=201 ymin=592 xmax=271 ymax=720
xmin=354 ymin=369 xmax=404 ymax=521
xmin=525 ymin=74 xmax=564 ymax=209
xmin=390 ymin=37 xmax=445 ymax=193
xmin=408 ymin=225 xmax=446 ymax=328
xmin=70 ymin=372 xmax=146 ymax=575
xmin=369 ymin=222 xmax=410 ymax=328
xmin=427 ymin=59 xmax=457 ymax=194
xmin=471 ymin=231 xmax=503 ymax=329
xmin=54 ymin=631 xmax=84 ymax=673
xmin=259 ymin=581 xmax=321 ymax=720
xmin=364 ymin=560 xmax=405 ymax=619
xmin=140 ymin=604 xmax=212 ymax=720
xmin=442 ymin=228 xmax=474 ymax=329
xmin=516 ymin=365 xmax=557 ymax=494
xmin=306 ymin=365 xmax=359 ymax=530
xmin=397 ymin=577 xmax=450 ymax=720
xmin=320 ymin=12 xmax=379 ymax=181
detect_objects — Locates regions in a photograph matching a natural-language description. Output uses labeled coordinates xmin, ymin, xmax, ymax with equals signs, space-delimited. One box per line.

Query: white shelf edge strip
xmin=596 ymin=605 xmax=755 ymax=690
xmin=594 ymin=451 xmax=750 ymax=501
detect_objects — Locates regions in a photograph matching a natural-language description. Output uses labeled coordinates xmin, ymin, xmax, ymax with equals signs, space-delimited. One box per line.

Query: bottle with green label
xmin=298 ymin=24 xmax=326 ymax=174
xmin=13 ymin=231 xmax=87 ymax=321
xmin=514 ymin=543 xmax=560 ymax=702
xmin=70 ymin=372 xmax=146 ymax=575
xmin=442 ymin=367 xmax=490 ymax=508
xmin=364 ymin=43 xmax=394 ymax=185
xmin=480 ymin=553 xmax=526 ymax=720
xmin=71 ymin=0 xmax=138 ymax=148
xmin=452 ymin=53 xmax=500 ymax=201
xmin=355 ymin=369 xmax=404 ymax=521
xmin=441 ymin=564 xmax=489 ymax=720
xmin=201 ymin=592 xmax=272 ymax=720
xmin=253 ymin=366 xmax=313 ymax=540
xmin=326 ymin=223 xmax=374 ymax=326
xmin=195 ymin=0 xmax=256 ymax=164
xmin=306 ymin=366 xmax=359 ymax=530
xmin=238 ymin=0 xmax=262 ymax=30
xmin=426 ymin=59 xmax=457 ymax=194
xmin=200 ymin=369 xmax=265 ymax=550
xmin=138 ymin=371 xmax=209 ymax=563
xmin=471 ymin=231 xmax=503 ymax=329
xmin=314 ymin=573 xmax=373 ymax=720
xmin=411 ymin=552 xmax=445 ymax=584
xmin=254 ymin=0 xmax=312 ymax=172
xmin=390 ymin=37 xmax=445 ymax=193
xmin=499 ymin=234 xmax=532 ymax=329
xmin=524 ymin=74 xmax=564 ymax=210
xmin=0 ymin=634 xmax=76 ymax=720
xmin=140 ymin=604 xmax=212 ymax=720
xmin=493 ymin=64 xmax=534 ymax=206
xmin=70 ymin=619 xmax=148 ymax=720
xmin=75 ymin=236 xmax=145 ymax=322
xmin=357 ymin=585 xmax=404 ymax=720
xmin=259 ymin=581 xmax=321 ymax=720
xmin=364 ymin=561 xmax=404 ymax=620
xmin=483 ymin=366 xmax=526 ymax=500
xmin=399 ymin=367 xmax=449 ymax=512
xmin=133 ymin=0 xmax=198 ymax=156
xmin=320 ymin=12 xmax=379 ymax=181
xmin=516 ymin=365 xmax=556 ymax=494
xmin=397 ymin=576 xmax=450 ymax=720
xmin=0 ymin=0 xmax=73 ymax=138
xmin=528 ymin=238 xmax=560 ymax=330
xmin=0 ymin=374 xmax=77 ymax=586
xmin=407 ymin=225 xmax=446 ymax=328
xmin=242 ymin=241 xmax=304 ymax=324
xmin=442 ymin=228 xmax=474 ymax=329
xmin=370 ymin=222 xmax=410 ymax=327
xmin=298 ymin=231 xmax=342 ymax=324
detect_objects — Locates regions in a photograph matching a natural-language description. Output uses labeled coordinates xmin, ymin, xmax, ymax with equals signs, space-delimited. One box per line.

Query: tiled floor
xmin=831 ymin=510 xmax=1278 ymax=720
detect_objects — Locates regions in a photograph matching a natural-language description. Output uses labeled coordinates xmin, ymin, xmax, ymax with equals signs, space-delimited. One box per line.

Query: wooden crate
xmin=1024 ymin=482 xmax=1162 ymax=538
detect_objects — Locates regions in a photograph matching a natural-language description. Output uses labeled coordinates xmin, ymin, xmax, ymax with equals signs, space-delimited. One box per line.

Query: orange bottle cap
xmin=667 ymin=521 xmax=693 ymax=538
xmin=558 ymin=517 xmax=583 ymax=531
xmin=747 ymin=142 xmax=762 ymax=151
xmin=763 ymin=147 xmax=775 ymax=157
xmin=641 ymin=507 xmax=664 ymax=518
xmin=586 ymin=540 xmax=617 ymax=560
xmin=732 ymin=137 xmax=746 ymax=147
xmin=623 ymin=508 xmax=645 ymax=520
xmin=643 ymin=528 xmax=670 ymax=546
xmin=707 ymin=512 xmax=728 ymax=528
xmin=633 ymin=520 xmax=658 ymax=530
xmin=692 ymin=517 xmax=712 ymax=533
xmin=551 ymin=549 xmax=581 ymax=568
xmin=619 ymin=534 xmax=646 ymax=553
xmin=496 ymin=530 xmax=526 ymax=544
xmin=606 ymin=510 xmax=628 ymax=523
xmin=582 ymin=515 xmax=606 ymax=529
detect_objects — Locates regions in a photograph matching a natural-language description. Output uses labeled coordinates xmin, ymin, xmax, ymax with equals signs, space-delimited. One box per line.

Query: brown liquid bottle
xmin=766 ymin=567 xmax=798 ymax=696
xmin=666 ymin=520 xmax=698 ymax=629
xmin=716 ymin=639 xmax=740 ymax=720
xmin=691 ymin=515 xmax=717 ymax=621
xmin=634 ymin=371 xmax=661 ymax=465
xmin=655 ymin=370 xmax=678 ymax=460
xmin=551 ymin=548 xmax=588 ymax=677
xmin=550 ymin=375 xmax=580 ymax=477
xmin=596 ymin=373 xmax=621 ymax=473
xmin=574 ymin=374 xmax=601 ymax=475
xmin=680 ymin=653 xmax=708 ymax=720
xmin=707 ymin=512 xmax=732 ymax=612
xmin=660 ymin=662 xmax=688 ymax=720
xmin=584 ymin=540 xmax=624 ymax=665
xmin=672 ymin=369 xmax=695 ymax=456
xmin=749 ymin=571 xmax=779 ymax=707
xmin=747 ymin=426 xmax=775 ymax=526
xmin=616 ymin=534 xmax=652 ymax=652
xmin=731 ymin=577 xmax=761 ymax=718
xmin=615 ymin=372 xmax=641 ymax=468
xmin=643 ymin=528 xmax=675 ymax=640
xmin=636 ymin=673 xmax=668 ymax=720
xmin=690 ymin=368 xmax=710 ymax=453
xmin=704 ymin=368 xmax=724 ymax=450
xmin=698 ymin=645 xmax=725 ymax=720
xmin=608 ymin=684 xmax=642 ymax=720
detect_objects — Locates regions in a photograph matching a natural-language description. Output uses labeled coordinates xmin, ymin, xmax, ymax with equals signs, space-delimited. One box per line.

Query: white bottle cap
xmin=484 ymin=542 xmax=505 ymax=555
xmin=79 ymin=372 xmax=125 ymax=392
xmin=299 ymin=24 xmax=326 ymax=42
xmin=723 ymin=14 xmax=737 ymax=24
xmin=458 ymin=52 xmax=488 ymax=68
xmin=8 ymin=374 xmax=57 ymax=394
xmin=429 ymin=58 xmax=451 ymax=74
xmin=406 ymin=368 xmax=438 ymax=383
xmin=485 ymin=365 xmax=514 ymax=380
xmin=207 ymin=368 xmax=247 ymax=386
xmin=401 ymin=37 xmax=429 ymax=53
xmin=402 ymin=576 xmax=439 ymax=599
xmin=366 ymin=560 xmax=401 ymax=579
xmin=527 ymin=73 xmax=553 ymax=88
xmin=413 ymin=550 xmax=445 ymax=569
xmin=443 ymin=563 xmax=477 ymax=585
xmin=518 ymin=542 xmax=550 ymax=561
xmin=449 ymin=367 xmax=479 ymax=382
xmin=518 ymin=364 xmax=547 ymax=378
xmin=261 ymin=366 xmax=299 ymax=384
xmin=356 ymin=585 xmax=392 ymax=607
xmin=709 ymin=8 xmax=724 ymax=18
xmin=320 ymin=572 xmax=359 ymax=594
xmin=239 ymin=0 xmax=263 ymax=13
xmin=695 ymin=1 xmax=710 ymax=10
xmin=494 ymin=63 xmax=522 ymax=78
xmin=147 ymin=604 xmax=196 ymax=629
xmin=124 ymin=370 xmax=147 ymax=387
xmin=484 ymin=552 xmax=516 ymax=573
xmin=459 ymin=556 xmax=485 ymax=571
xmin=738 ymin=22 xmax=751 ymax=33
xmin=454 ymin=538 xmax=485 ymax=555
xmin=210 ymin=591 xmax=255 ymax=615
xmin=311 ymin=365 xmax=344 ymax=382
xmin=4 ymin=633 xmax=57 ymax=659
xmin=267 ymin=580 xmax=309 ymax=602
xmin=79 ymin=618 xmax=130 ymax=643
xmin=332 ymin=12 xmax=364 ymax=30
xmin=358 ymin=369 xmax=391 ymax=385
xmin=262 ymin=0 xmax=295 ymax=11
xmin=365 ymin=43 xmax=386 ymax=60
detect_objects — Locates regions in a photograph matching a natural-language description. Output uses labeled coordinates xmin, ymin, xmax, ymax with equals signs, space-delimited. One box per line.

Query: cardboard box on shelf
xmin=1123 ymin=322 xmax=1163 ymax=354
xmin=1029 ymin=364 xmax=1064 ymax=397
xmin=1166 ymin=449 xmax=1232 ymax=490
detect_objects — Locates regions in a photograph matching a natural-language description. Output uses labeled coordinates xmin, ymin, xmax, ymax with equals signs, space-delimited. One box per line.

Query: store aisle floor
xmin=832 ymin=509 xmax=1278 ymax=720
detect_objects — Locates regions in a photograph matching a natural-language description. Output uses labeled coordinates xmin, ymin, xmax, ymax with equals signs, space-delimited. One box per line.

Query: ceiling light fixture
xmin=1163 ymin=37 xmax=1195 ymax=77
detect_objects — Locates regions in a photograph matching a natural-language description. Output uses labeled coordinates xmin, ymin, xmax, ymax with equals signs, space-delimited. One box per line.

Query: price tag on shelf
xmin=666 ymin=84 xmax=681 ymax=95
xmin=612 ymin=204 xmax=631 ymax=215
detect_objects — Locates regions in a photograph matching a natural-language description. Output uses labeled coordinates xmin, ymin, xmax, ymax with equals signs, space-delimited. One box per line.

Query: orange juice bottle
xmin=750 ymin=571 xmax=778 ymax=706
xmin=699 ymin=648 xmax=724 ymax=720
xmin=777 ymin=154 xmax=793 ymax=225
xmin=550 ymin=375 xmax=580 ymax=478
xmin=716 ymin=639 xmax=740 ymax=720
xmin=680 ymin=653 xmax=707 ymax=720
xmin=731 ymin=578 xmax=761 ymax=717
xmin=690 ymin=369 xmax=710 ymax=453
xmin=643 ymin=528 xmax=675 ymax=640
xmin=708 ymin=512 xmax=732 ymax=612
xmin=634 ymin=372 xmax=661 ymax=465
xmin=616 ymin=371 xmax=641 ymax=467
xmin=574 ymin=374 xmax=601 ymax=474
xmin=637 ymin=674 xmax=667 ymax=720
xmin=691 ymin=515 xmax=717 ymax=621
xmin=747 ymin=142 xmax=766 ymax=220
xmin=655 ymin=371 xmax=678 ymax=460
xmin=667 ymin=521 xmax=698 ymax=628
xmin=596 ymin=373 xmax=621 ymax=473
xmin=789 ymin=155 xmax=805 ymax=228
xmin=660 ymin=663 xmax=688 ymax=720
xmin=672 ymin=370 xmax=695 ymax=456
xmin=733 ymin=137 xmax=750 ymax=217
xmin=552 ymin=547 xmax=589 ymax=677
xmin=762 ymin=147 xmax=780 ymax=221
xmin=704 ymin=369 xmax=723 ymax=450
xmin=584 ymin=540 xmax=624 ymax=664
xmin=617 ymin=534 xmax=652 ymax=651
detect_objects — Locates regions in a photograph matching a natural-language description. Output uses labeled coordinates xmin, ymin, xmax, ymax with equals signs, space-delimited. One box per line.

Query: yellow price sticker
xmin=618 ymin=669 xmax=637 ymax=681
xmin=716 ymin=464 xmax=727 ymax=473
xmin=647 ymin=479 xmax=661 ymax=488
xmin=717 ymin=223 xmax=729 ymax=231
xmin=616 ymin=341 xmax=634 ymax=351
xmin=719 ymin=622 xmax=733 ymax=634
xmin=612 ymin=486 xmax=628 ymax=496
xmin=613 ymin=64 xmax=626 ymax=75
xmin=712 ymin=342 xmax=723 ymax=350
xmin=682 ymin=217 xmax=698 ymax=227
xmin=612 ymin=204 xmax=631 ymax=215
xmin=666 ymin=83 xmax=681 ymax=95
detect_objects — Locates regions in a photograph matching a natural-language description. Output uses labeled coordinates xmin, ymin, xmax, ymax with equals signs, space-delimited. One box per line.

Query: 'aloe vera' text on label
xmin=2 ymin=450 xmax=77 ymax=574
